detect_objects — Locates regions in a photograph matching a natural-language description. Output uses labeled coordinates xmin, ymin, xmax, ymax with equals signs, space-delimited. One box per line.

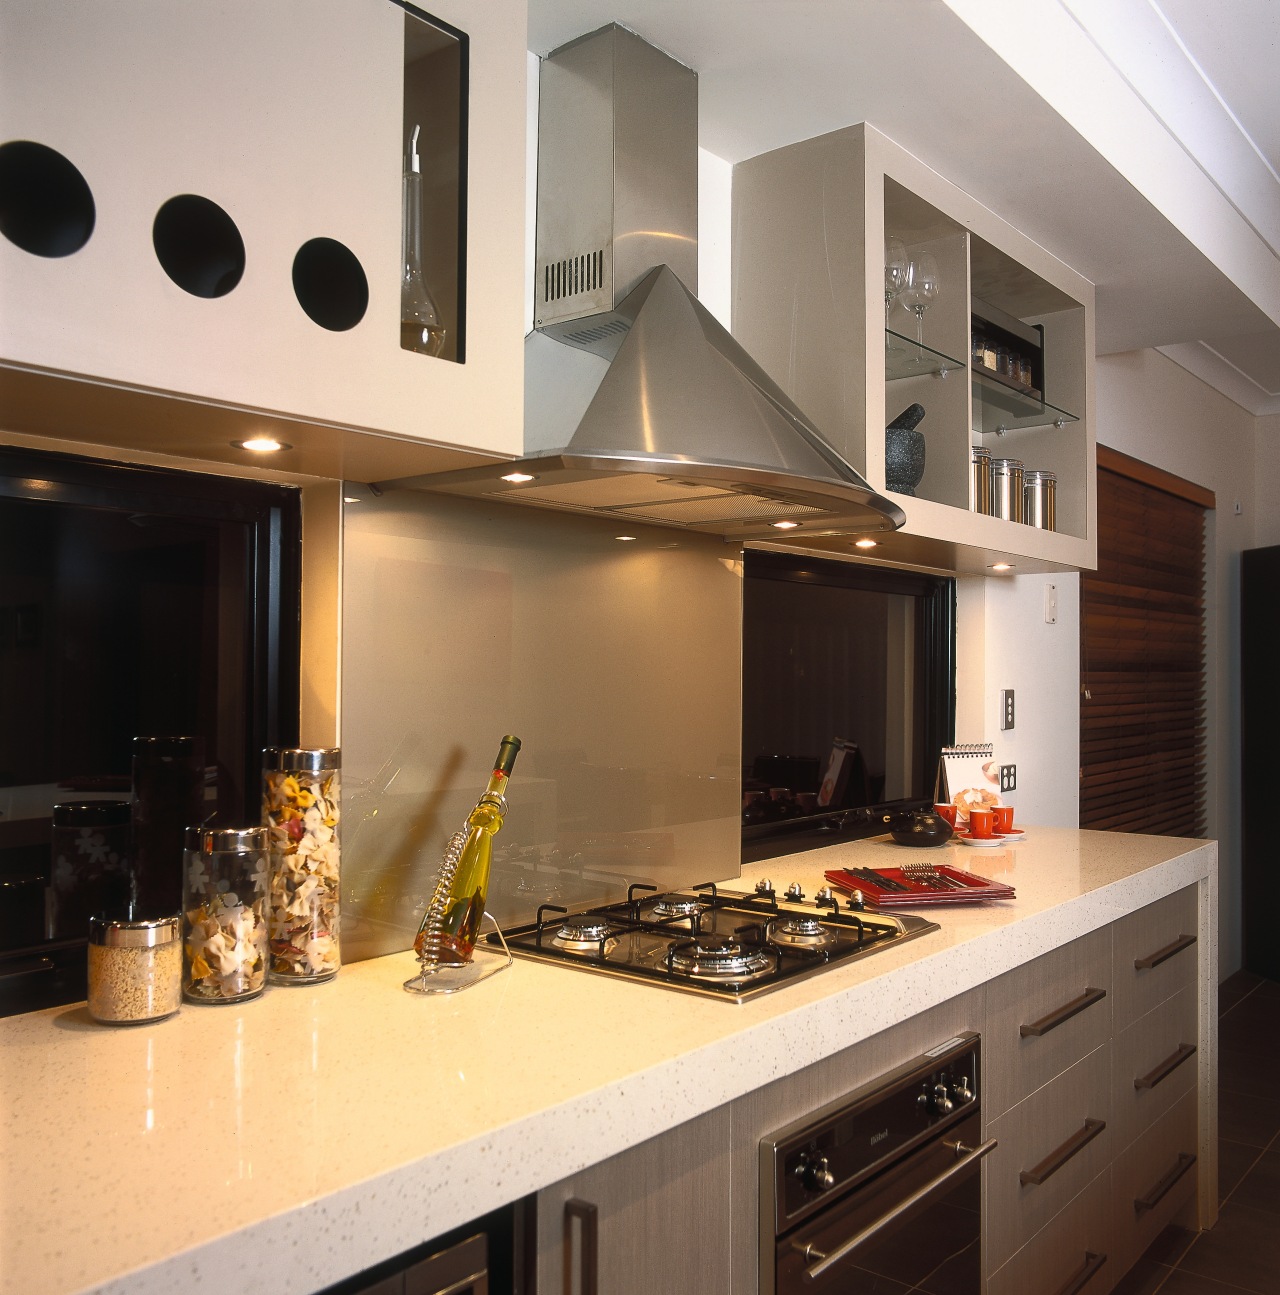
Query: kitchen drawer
xmin=1112 ymin=1088 xmax=1199 ymax=1276
xmin=983 ymin=925 xmax=1112 ymax=1119
xmin=1112 ymin=986 xmax=1198 ymax=1152
xmin=1111 ymin=886 xmax=1199 ymax=1028
xmin=986 ymin=1168 xmax=1117 ymax=1295
xmin=985 ymin=1042 xmax=1114 ymax=1271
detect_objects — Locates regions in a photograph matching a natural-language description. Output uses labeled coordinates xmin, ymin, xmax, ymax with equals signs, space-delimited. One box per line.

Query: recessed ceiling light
xmin=854 ymin=538 xmax=877 ymax=549
xmin=771 ymin=520 xmax=800 ymax=530
xmin=233 ymin=437 xmax=291 ymax=453
xmin=615 ymin=535 xmax=637 ymax=542
xmin=501 ymin=472 xmax=536 ymax=483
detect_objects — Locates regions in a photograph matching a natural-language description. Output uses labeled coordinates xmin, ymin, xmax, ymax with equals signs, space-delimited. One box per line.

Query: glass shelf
xmin=972 ymin=367 xmax=1078 ymax=434
xmin=885 ymin=329 xmax=964 ymax=381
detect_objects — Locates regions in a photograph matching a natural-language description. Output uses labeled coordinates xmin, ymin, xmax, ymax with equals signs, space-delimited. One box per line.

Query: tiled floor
xmin=1113 ymin=970 xmax=1280 ymax=1295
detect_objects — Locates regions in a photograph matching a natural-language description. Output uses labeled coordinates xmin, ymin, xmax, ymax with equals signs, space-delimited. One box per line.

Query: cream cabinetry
xmin=733 ymin=122 xmax=1096 ymax=575
xmin=983 ymin=881 xmax=1210 ymax=1295
xmin=535 ymin=1105 xmax=733 ymax=1294
xmin=0 ymin=0 xmax=525 ymax=480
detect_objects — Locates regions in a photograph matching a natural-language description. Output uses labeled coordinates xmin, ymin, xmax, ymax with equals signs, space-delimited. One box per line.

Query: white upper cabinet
xmin=0 ymin=0 xmax=526 ymax=475
xmin=734 ymin=123 xmax=1097 ymax=574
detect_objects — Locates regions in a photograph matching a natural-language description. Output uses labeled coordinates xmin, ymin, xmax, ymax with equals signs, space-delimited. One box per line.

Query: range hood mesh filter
xmin=628 ymin=495 xmax=829 ymax=523
xmin=507 ymin=476 xmax=736 ymax=508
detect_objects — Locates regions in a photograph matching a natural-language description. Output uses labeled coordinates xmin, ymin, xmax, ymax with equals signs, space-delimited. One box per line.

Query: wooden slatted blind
xmin=1080 ymin=447 xmax=1212 ymax=836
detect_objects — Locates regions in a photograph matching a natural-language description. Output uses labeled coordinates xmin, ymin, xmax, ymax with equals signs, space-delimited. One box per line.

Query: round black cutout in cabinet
xmin=292 ymin=237 xmax=368 ymax=331
xmin=152 ymin=194 xmax=245 ymax=298
xmin=0 ymin=140 xmax=96 ymax=257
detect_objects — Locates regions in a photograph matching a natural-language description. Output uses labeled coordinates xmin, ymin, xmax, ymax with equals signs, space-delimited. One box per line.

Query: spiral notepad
xmin=936 ymin=744 xmax=1002 ymax=822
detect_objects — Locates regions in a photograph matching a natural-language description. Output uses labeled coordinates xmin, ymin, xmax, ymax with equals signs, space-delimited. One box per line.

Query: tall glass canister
xmin=262 ymin=748 xmax=341 ymax=985
xmin=182 ymin=827 xmax=269 ymax=1004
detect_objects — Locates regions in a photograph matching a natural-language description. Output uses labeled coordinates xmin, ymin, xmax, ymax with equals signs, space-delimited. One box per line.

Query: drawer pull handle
xmin=1134 ymin=1152 xmax=1197 ymax=1215
xmin=798 ymin=1138 xmax=998 ymax=1281
xmin=1135 ymin=1042 xmax=1197 ymax=1091
xmin=1134 ymin=933 xmax=1196 ymax=971
xmin=1055 ymin=1251 xmax=1107 ymax=1295
xmin=563 ymin=1198 xmax=598 ymax=1295
xmin=1020 ymin=1118 xmax=1106 ymax=1186
xmin=1021 ymin=986 xmax=1107 ymax=1038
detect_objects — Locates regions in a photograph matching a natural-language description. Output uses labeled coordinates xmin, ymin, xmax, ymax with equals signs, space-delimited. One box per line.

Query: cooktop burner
xmin=491 ymin=882 xmax=940 ymax=1001
xmin=552 ymin=916 xmax=617 ymax=953
xmin=667 ymin=934 xmax=775 ymax=983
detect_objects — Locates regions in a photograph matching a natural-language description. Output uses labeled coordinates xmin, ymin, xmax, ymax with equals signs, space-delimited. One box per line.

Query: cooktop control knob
xmin=814 ymin=886 xmax=837 ymax=909
xmin=785 ymin=882 xmax=805 ymax=901
xmin=756 ymin=879 xmax=775 ymax=897
xmin=797 ymin=1153 xmax=835 ymax=1192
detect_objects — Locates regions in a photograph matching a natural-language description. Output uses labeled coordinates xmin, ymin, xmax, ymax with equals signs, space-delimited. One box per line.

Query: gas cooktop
xmin=490 ymin=880 xmax=940 ymax=1001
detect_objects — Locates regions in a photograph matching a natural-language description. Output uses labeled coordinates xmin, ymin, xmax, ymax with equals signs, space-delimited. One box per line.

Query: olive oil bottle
xmin=414 ymin=735 xmax=521 ymax=964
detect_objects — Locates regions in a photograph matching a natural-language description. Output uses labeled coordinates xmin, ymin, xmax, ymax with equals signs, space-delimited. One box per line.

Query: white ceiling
xmin=528 ymin=0 xmax=1280 ymax=415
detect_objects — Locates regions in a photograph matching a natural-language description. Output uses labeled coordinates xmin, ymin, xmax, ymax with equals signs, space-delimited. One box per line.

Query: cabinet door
xmin=537 ymin=1106 xmax=732 ymax=1295
xmin=0 ymin=0 xmax=525 ymax=460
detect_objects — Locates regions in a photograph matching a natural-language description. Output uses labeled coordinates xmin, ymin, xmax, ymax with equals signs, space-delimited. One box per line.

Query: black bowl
xmin=889 ymin=810 xmax=954 ymax=847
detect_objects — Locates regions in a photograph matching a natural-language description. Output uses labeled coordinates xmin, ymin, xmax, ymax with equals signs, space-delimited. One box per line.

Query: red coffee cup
xmin=933 ymin=803 xmax=958 ymax=827
xmin=992 ymin=805 xmax=1014 ymax=834
xmin=968 ymin=806 xmax=994 ymax=839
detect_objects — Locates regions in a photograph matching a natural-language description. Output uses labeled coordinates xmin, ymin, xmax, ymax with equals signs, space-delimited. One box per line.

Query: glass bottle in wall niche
xmin=400 ymin=5 xmax=467 ymax=363
xmin=401 ymin=123 xmax=446 ymax=357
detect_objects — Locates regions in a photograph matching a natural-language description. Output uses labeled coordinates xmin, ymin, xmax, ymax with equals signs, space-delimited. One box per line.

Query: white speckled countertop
xmin=0 ymin=827 xmax=1215 ymax=1295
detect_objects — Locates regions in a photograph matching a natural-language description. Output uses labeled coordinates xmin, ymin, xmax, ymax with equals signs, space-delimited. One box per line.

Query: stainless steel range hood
xmin=384 ymin=24 xmax=903 ymax=541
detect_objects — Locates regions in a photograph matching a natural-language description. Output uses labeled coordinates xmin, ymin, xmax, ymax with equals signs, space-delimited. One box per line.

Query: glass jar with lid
xmin=87 ymin=915 xmax=182 ymax=1024
xmin=262 ymin=748 xmax=341 ymax=985
xmin=182 ymin=827 xmax=270 ymax=1003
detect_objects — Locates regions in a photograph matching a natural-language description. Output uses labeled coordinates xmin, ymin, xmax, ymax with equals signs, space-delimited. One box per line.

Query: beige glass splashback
xmin=339 ymin=489 xmax=743 ymax=962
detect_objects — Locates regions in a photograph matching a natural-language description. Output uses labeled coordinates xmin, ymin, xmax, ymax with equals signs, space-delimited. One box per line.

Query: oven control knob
xmin=951 ymin=1075 xmax=974 ymax=1105
xmin=931 ymin=1082 xmax=954 ymax=1114
xmin=799 ymin=1154 xmax=835 ymax=1192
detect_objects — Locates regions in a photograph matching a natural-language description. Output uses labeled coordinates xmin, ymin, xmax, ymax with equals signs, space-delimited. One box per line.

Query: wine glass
xmin=901 ymin=253 xmax=941 ymax=351
xmin=884 ymin=236 xmax=909 ymax=320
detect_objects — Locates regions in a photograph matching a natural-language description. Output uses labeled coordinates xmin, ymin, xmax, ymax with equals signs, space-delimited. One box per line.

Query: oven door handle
xmin=796 ymin=1137 xmax=998 ymax=1283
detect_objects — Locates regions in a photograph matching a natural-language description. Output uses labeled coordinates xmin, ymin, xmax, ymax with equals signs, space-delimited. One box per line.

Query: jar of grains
xmin=262 ymin=748 xmax=341 ymax=985
xmin=183 ymin=827 xmax=270 ymax=1004
xmin=87 ymin=915 xmax=182 ymax=1024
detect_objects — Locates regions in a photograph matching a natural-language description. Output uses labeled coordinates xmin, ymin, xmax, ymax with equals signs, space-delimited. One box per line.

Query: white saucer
xmin=954 ymin=833 xmax=1007 ymax=848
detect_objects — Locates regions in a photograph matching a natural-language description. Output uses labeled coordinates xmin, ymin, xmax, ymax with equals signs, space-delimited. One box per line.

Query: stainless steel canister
xmin=1024 ymin=469 xmax=1057 ymax=531
xmin=971 ymin=446 xmax=992 ymax=515
xmin=990 ymin=458 xmax=1024 ymax=523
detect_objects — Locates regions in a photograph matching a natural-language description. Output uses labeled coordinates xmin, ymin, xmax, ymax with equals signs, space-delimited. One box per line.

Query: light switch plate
xmin=1045 ymin=583 xmax=1058 ymax=624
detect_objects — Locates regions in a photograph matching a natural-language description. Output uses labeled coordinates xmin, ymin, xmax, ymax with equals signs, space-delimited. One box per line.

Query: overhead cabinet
xmin=733 ymin=123 xmax=1097 ymax=574
xmin=0 ymin=0 xmax=526 ymax=478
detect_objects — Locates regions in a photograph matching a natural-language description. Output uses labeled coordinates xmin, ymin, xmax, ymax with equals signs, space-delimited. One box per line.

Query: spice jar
xmin=183 ymin=827 xmax=269 ymax=1004
xmin=1024 ymin=469 xmax=1057 ymax=530
xmin=262 ymin=748 xmax=341 ymax=985
xmin=971 ymin=445 xmax=992 ymax=515
xmin=87 ymin=915 xmax=181 ymax=1025
xmin=990 ymin=458 xmax=1025 ymax=523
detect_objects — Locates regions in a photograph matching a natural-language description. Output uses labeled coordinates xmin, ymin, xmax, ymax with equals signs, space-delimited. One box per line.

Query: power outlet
xmin=1001 ymin=689 xmax=1015 ymax=730
xmin=999 ymin=764 xmax=1017 ymax=793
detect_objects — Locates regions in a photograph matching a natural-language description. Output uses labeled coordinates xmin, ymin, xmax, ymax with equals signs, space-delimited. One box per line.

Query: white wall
xmin=1254 ymin=413 xmax=1280 ymax=547
xmin=1096 ymin=349 xmax=1257 ymax=976
xmin=955 ymin=572 xmax=1081 ymax=828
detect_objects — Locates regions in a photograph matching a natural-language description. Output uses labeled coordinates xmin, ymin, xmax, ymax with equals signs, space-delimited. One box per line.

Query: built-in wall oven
xmin=760 ymin=1033 xmax=991 ymax=1295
